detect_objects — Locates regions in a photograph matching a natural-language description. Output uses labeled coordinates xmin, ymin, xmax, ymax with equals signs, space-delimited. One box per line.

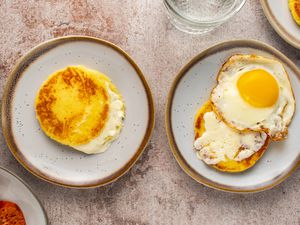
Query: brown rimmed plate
xmin=166 ymin=40 xmax=300 ymax=193
xmin=0 ymin=166 xmax=48 ymax=224
xmin=260 ymin=0 xmax=300 ymax=49
xmin=2 ymin=36 xmax=155 ymax=188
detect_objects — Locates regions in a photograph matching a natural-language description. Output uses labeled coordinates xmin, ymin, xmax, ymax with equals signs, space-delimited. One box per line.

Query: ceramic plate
xmin=261 ymin=0 xmax=300 ymax=49
xmin=2 ymin=36 xmax=154 ymax=188
xmin=0 ymin=167 xmax=48 ymax=224
xmin=166 ymin=40 xmax=300 ymax=193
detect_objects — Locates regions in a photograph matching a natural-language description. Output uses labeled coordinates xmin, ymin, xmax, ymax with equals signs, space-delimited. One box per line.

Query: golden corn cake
xmin=289 ymin=0 xmax=300 ymax=25
xmin=194 ymin=101 xmax=270 ymax=173
xmin=35 ymin=65 xmax=125 ymax=154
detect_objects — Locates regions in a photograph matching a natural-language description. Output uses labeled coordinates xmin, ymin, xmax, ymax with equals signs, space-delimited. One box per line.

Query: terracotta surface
xmin=1 ymin=0 xmax=300 ymax=224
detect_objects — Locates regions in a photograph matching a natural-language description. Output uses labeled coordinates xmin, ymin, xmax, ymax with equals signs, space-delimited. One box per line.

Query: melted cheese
xmin=194 ymin=111 xmax=267 ymax=165
xmin=73 ymin=83 xmax=125 ymax=154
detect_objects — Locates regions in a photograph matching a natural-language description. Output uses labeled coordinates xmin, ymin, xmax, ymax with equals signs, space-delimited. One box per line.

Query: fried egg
xmin=289 ymin=0 xmax=300 ymax=26
xmin=211 ymin=55 xmax=295 ymax=141
xmin=35 ymin=65 xmax=125 ymax=154
xmin=194 ymin=101 xmax=269 ymax=172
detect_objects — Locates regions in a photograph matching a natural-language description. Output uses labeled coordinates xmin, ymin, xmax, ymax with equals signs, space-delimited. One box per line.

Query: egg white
xmin=211 ymin=55 xmax=295 ymax=140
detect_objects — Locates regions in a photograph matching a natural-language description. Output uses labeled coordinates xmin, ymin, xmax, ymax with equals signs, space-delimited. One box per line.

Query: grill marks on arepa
xmin=35 ymin=66 xmax=110 ymax=146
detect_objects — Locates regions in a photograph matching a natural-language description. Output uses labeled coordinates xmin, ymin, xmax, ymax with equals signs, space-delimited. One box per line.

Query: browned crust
xmin=35 ymin=66 xmax=110 ymax=145
xmin=0 ymin=201 xmax=26 ymax=225
xmin=295 ymin=2 xmax=300 ymax=17
xmin=210 ymin=54 xmax=295 ymax=141
xmin=289 ymin=0 xmax=300 ymax=25
xmin=194 ymin=101 xmax=270 ymax=173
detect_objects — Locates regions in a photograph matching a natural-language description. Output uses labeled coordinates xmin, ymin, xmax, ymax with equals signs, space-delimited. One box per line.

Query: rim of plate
xmin=1 ymin=35 xmax=155 ymax=188
xmin=260 ymin=0 xmax=300 ymax=49
xmin=165 ymin=39 xmax=300 ymax=193
xmin=0 ymin=166 xmax=49 ymax=224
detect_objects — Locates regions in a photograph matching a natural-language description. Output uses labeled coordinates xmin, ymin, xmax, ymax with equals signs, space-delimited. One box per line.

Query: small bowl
xmin=0 ymin=166 xmax=48 ymax=224
xmin=164 ymin=0 xmax=246 ymax=34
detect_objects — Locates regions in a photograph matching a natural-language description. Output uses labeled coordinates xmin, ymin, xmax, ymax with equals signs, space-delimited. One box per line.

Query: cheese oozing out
xmin=194 ymin=111 xmax=267 ymax=165
xmin=73 ymin=82 xmax=125 ymax=154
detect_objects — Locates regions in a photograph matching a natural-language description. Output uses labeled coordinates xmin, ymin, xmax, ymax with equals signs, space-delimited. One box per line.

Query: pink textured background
xmin=1 ymin=0 xmax=300 ymax=224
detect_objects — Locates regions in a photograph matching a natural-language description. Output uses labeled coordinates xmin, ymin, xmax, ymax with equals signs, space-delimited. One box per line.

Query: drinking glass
xmin=164 ymin=0 xmax=246 ymax=34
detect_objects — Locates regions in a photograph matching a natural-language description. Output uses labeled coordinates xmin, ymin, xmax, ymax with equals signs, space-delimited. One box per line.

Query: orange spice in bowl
xmin=0 ymin=201 xmax=26 ymax=225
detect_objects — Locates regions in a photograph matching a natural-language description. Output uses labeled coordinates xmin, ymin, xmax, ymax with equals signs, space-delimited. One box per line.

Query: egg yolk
xmin=237 ymin=69 xmax=279 ymax=107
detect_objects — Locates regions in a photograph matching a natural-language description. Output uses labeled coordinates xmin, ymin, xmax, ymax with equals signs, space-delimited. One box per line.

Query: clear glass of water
xmin=164 ymin=0 xmax=246 ymax=34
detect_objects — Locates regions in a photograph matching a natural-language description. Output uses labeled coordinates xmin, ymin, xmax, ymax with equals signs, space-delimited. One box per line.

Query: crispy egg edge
xmin=210 ymin=54 xmax=296 ymax=141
